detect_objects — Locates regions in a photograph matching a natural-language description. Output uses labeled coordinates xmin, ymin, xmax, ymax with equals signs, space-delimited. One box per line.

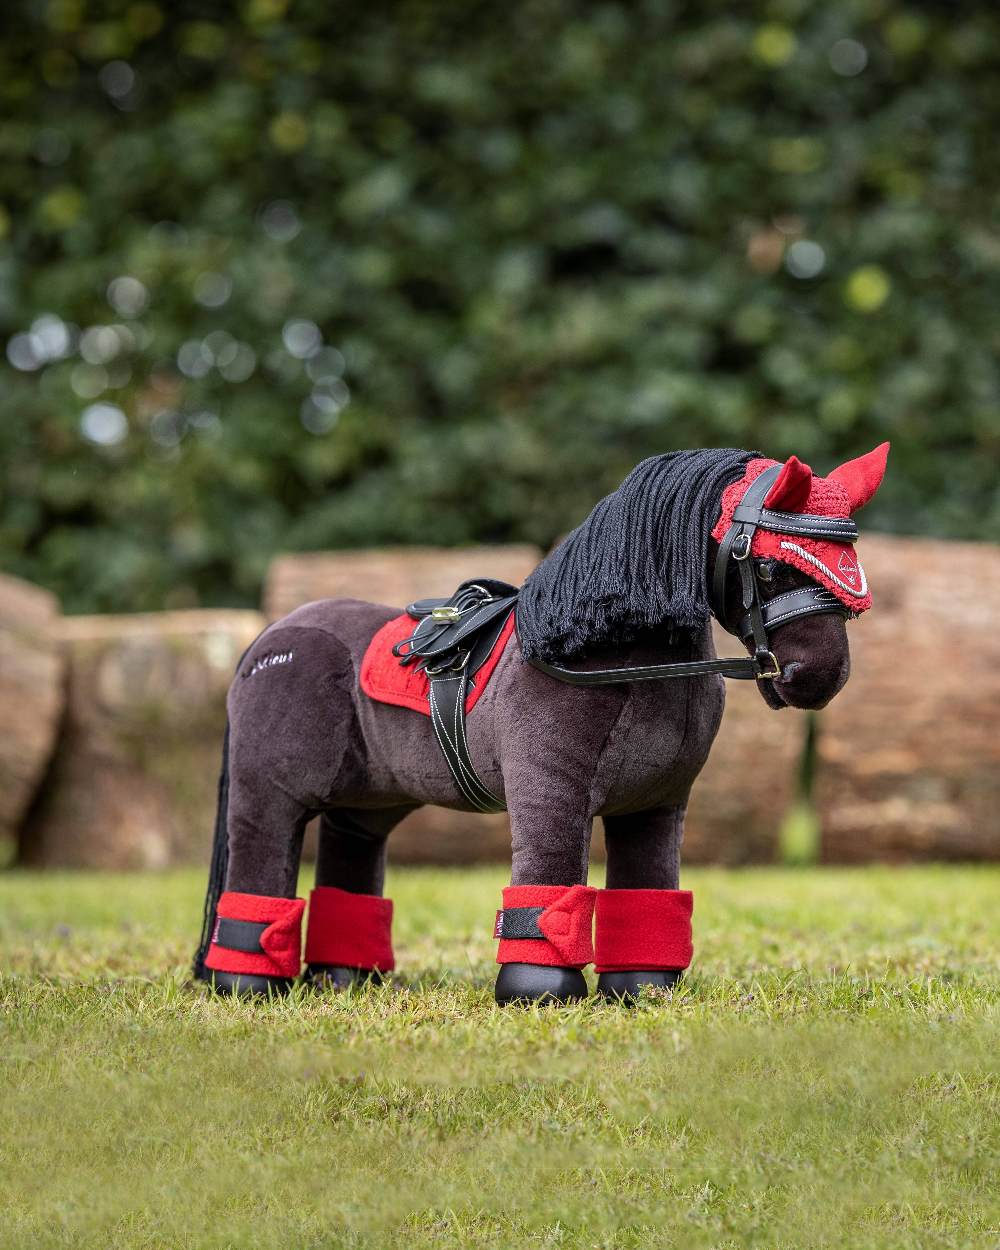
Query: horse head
xmin=711 ymin=443 xmax=889 ymax=710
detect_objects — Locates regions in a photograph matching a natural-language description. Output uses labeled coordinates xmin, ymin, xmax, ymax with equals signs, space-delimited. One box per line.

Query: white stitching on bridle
xmin=779 ymin=541 xmax=868 ymax=597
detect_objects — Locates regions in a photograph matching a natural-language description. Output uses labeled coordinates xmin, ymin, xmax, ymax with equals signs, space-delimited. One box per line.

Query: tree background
xmin=2 ymin=0 xmax=997 ymax=614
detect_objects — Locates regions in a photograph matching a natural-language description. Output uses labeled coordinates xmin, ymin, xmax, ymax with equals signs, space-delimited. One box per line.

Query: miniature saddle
xmin=360 ymin=579 xmax=519 ymax=813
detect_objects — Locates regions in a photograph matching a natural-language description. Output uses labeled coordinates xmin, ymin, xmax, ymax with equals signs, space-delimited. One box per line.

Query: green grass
xmin=1 ymin=865 xmax=998 ymax=1250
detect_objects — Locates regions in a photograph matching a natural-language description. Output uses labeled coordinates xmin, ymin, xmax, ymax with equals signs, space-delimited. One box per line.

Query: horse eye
xmin=756 ymin=559 xmax=776 ymax=582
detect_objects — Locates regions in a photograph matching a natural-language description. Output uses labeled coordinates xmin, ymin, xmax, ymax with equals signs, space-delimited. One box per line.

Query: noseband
xmin=530 ymin=463 xmax=855 ymax=687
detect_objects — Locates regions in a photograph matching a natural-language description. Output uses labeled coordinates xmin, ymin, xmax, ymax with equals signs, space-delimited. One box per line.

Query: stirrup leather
xmin=392 ymin=579 xmax=517 ymax=813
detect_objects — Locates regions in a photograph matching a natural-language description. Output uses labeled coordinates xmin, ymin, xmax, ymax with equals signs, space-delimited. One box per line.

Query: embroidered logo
xmin=494 ymin=910 xmax=504 ymax=939
xmin=837 ymin=551 xmax=860 ymax=588
xmin=244 ymin=650 xmax=294 ymax=678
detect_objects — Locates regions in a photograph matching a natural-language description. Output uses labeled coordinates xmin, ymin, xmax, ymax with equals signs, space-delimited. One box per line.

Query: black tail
xmin=192 ymin=718 xmax=232 ymax=981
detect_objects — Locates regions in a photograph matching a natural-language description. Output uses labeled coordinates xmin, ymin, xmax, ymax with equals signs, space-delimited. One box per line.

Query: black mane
xmin=517 ymin=448 xmax=755 ymax=663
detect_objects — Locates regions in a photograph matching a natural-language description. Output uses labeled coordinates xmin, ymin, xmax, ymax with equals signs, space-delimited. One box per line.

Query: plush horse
xmin=193 ymin=444 xmax=889 ymax=1004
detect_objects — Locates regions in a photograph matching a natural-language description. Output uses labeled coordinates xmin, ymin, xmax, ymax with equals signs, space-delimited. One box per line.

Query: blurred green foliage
xmin=2 ymin=0 xmax=998 ymax=613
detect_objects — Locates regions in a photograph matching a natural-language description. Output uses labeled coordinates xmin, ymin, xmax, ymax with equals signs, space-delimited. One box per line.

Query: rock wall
xmin=9 ymin=534 xmax=1000 ymax=869
xmin=20 ymin=611 xmax=264 ymax=869
xmin=0 ymin=573 xmax=64 ymax=845
xmin=264 ymin=544 xmax=543 ymax=621
xmin=816 ymin=534 xmax=1000 ymax=862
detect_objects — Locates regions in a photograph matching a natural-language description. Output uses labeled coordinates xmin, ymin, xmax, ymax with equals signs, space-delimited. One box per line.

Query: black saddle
xmin=395 ymin=578 xmax=519 ymax=678
xmin=391 ymin=579 xmax=518 ymax=813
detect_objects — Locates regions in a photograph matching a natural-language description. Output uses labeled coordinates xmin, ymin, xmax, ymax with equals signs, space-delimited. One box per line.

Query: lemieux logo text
xmin=245 ymin=651 xmax=294 ymax=678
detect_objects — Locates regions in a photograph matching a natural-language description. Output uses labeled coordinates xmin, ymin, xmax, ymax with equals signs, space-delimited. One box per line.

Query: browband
xmin=732 ymin=506 xmax=859 ymax=542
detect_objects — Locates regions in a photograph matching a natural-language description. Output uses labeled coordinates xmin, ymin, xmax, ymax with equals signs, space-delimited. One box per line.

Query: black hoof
xmin=208 ymin=970 xmax=294 ymax=998
xmin=596 ymin=969 xmax=682 ymax=1002
xmin=494 ymin=962 xmax=588 ymax=1006
xmin=304 ymin=964 xmax=384 ymax=991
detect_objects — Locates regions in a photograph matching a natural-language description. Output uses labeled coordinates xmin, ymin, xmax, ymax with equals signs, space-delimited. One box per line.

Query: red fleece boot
xmin=493 ymin=884 xmax=597 ymax=1005
xmin=204 ymin=891 xmax=305 ymax=997
xmin=304 ymin=886 xmax=394 ymax=990
xmin=594 ymin=888 xmax=693 ymax=1001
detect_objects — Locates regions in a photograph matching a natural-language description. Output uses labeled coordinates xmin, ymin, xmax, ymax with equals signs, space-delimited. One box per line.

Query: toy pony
xmin=193 ymin=444 xmax=889 ymax=1003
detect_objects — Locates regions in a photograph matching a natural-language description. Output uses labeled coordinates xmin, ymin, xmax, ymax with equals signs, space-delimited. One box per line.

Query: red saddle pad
xmin=360 ymin=609 xmax=517 ymax=717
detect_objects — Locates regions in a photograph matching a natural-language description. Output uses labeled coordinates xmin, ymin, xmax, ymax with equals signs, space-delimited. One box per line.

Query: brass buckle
xmin=431 ymin=605 xmax=462 ymax=623
xmin=754 ymin=650 xmax=781 ymax=680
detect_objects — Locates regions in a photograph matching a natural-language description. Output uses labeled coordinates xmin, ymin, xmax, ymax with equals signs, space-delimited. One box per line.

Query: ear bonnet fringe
xmin=517 ymin=449 xmax=755 ymax=663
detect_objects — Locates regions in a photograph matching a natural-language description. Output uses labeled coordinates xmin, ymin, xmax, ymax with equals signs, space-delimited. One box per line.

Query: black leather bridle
xmin=389 ymin=464 xmax=859 ymax=810
xmin=529 ymin=463 xmax=856 ymax=687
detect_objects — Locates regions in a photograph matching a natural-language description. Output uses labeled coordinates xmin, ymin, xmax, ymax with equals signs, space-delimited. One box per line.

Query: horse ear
xmin=764 ymin=455 xmax=813 ymax=512
xmin=828 ymin=442 xmax=890 ymax=512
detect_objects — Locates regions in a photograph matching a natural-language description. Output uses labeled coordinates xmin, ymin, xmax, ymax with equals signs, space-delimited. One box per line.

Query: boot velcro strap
xmin=213 ymin=916 xmax=268 ymax=953
xmin=493 ymin=907 xmax=545 ymax=940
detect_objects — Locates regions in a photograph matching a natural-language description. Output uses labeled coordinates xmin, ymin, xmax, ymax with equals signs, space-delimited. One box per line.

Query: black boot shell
xmin=208 ymin=970 xmax=294 ymax=998
xmin=596 ymin=969 xmax=682 ymax=1002
xmin=494 ymin=962 xmax=588 ymax=1005
xmin=304 ymin=964 xmax=384 ymax=991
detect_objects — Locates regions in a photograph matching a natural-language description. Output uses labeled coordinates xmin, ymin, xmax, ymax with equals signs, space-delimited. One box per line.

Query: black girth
xmin=389 ymin=466 xmax=858 ymax=808
xmin=392 ymin=579 xmax=518 ymax=813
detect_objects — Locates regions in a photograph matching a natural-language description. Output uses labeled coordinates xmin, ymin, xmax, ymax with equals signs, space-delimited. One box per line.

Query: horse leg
xmin=597 ymin=804 xmax=694 ymax=1001
xmin=493 ymin=784 xmax=596 ymax=1006
xmin=305 ymin=805 xmax=415 ymax=990
xmin=206 ymin=766 xmax=314 ymax=998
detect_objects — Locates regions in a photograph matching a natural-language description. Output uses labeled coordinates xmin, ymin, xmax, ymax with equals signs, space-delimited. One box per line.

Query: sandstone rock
xmin=0 ymin=573 xmax=64 ymax=846
xmin=20 ymin=610 xmax=265 ymax=869
xmin=386 ymin=808 xmax=511 ymax=866
xmin=264 ymin=544 xmax=543 ymax=621
xmin=684 ymin=622 xmax=807 ymax=863
xmin=816 ymin=535 xmax=1000 ymax=862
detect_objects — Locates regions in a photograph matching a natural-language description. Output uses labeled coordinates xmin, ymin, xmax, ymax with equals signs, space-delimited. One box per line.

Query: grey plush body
xmin=224 ymin=599 xmax=725 ymax=899
xmin=215 ymin=445 xmax=859 ymax=915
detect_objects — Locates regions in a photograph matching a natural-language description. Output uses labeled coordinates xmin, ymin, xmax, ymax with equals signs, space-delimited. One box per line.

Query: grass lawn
xmin=1 ymin=864 xmax=998 ymax=1250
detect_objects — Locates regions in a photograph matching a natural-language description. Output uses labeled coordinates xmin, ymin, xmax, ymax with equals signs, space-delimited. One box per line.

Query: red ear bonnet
xmin=712 ymin=443 xmax=890 ymax=614
xmin=828 ymin=442 xmax=890 ymax=512
xmin=763 ymin=455 xmax=813 ymax=512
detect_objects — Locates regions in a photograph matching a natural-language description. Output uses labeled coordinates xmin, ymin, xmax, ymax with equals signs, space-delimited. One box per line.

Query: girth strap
xmin=427 ymin=667 xmax=506 ymax=813
xmin=392 ymin=579 xmax=514 ymax=813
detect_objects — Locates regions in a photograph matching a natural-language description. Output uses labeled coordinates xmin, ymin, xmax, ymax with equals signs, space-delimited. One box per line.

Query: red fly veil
xmin=711 ymin=444 xmax=889 ymax=613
